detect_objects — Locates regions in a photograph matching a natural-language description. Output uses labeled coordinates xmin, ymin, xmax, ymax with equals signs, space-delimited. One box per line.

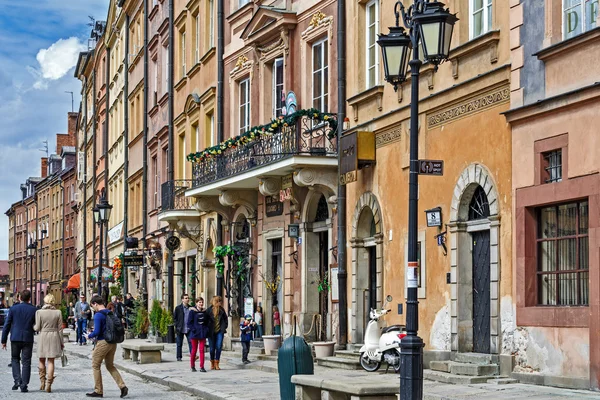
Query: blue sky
xmin=0 ymin=0 xmax=109 ymax=259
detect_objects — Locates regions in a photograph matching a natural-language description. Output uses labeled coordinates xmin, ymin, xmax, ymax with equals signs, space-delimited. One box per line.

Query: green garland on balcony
xmin=186 ymin=108 xmax=337 ymax=163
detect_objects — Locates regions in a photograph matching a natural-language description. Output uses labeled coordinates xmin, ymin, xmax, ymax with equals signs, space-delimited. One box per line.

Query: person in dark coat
xmin=206 ymin=295 xmax=228 ymax=370
xmin=240 ymin=314 xmax=256 ymax=364
xmin=173 ymin=293 xmax=192 ymax=361
xmin=1 ymin=290 xmax=37 ymax=393
xmin=123 ymin=293 xmax=134 ymax=328
xmin=187 ymin=297 xmax=209 ymax=372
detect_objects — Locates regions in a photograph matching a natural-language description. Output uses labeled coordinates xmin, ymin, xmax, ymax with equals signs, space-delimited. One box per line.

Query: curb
xmin=64 ymin=349 xmax=278 ymax=399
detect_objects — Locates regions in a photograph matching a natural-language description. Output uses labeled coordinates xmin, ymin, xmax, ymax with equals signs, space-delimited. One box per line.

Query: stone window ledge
xmin=535 ymin=27 xmax=600 ymax=61
xmin=347 ymin=85 xmax=385 ymax=121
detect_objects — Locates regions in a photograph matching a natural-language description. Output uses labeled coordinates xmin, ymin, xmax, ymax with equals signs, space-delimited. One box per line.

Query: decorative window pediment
xmin=229 ymin=55 xmax=255 ymax=82
xmin=301 ymin=11 xmax=334 ymax=43
xmin=241 ymin=6 xmax=297 ymax=47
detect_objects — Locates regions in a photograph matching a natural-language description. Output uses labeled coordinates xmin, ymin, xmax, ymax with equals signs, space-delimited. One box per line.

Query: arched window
xmin=468 ymin=186 xmax=490 ymax=220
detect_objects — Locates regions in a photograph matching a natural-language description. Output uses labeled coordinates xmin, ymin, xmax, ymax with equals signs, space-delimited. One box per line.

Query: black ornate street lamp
xmin=37 ymin=229 xmax=47 ymax=306
xmin=27 ymin=243 xmax=36 ymax=297
xmin=93 ymin=191 xmax=112 ymax=298
xmin=378 ymin=1 xmax=457 ymax=399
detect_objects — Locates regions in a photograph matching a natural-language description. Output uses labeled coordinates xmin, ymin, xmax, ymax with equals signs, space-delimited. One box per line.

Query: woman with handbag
xmin=187 ymin=297 xmax=209 ymax=372
xmin=34 ymin=294 xmax=64 ymax=393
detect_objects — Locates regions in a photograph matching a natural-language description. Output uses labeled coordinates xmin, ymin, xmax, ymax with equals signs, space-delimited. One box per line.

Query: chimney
xmin=67 ymin=112 xmax=78 ymax=138
xmin=41 ymin=158 xmax=48 ymax=178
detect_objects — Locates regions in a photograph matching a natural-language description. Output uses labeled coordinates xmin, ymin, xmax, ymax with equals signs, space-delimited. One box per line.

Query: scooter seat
xmin=381 ymin=324 xmax=405 ymax=334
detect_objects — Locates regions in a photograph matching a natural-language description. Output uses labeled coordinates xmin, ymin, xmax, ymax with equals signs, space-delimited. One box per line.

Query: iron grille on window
xmin=543 ymin=150 xmax=562 ymax=183
xmin=537 ymin=201 xmax=589 ymax=306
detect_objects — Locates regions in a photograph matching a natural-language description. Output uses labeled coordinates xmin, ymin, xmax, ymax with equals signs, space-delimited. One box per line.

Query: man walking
xmin=75 ymin=294 xmax=91 ymax=345
xmin=1 ymin=290 xmax=37 ymax=392
xmin=6 ymin=292 xmax=21 ymax=368
xmin=85 ymin=295 xmax=128 ymax=398
xmin=173 ymin=293 xmax=192 ymax=361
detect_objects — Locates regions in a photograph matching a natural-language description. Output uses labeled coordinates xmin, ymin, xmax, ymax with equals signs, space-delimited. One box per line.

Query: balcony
xmin=158 ymin=180 xmax=200 ymax=224
xmin=188 ymin=113 xmax=337 ymax=196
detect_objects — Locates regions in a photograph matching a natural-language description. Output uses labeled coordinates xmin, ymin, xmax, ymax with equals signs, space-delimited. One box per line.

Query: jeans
xmin=190 ymin=339 xmax=206 ymax=368
xmin=77 ymin=319 xmax=88 ymax=344
xmin=11 ymin=341 xmax=33 ymax=389
xmin=91 ymin=340 xmax=126 ymax=395
xmin=176 ymin=332 xmax=191 ymax=359
xmin=255 ymin=324 xmax=263 ymax=339
xmin=209 ymin=332 xmax=224 ymax=361
xmin=241 ymin=341 xmax=251 ymax=361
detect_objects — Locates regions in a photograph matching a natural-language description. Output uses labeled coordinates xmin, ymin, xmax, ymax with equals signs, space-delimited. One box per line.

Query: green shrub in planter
xmin=159 ymin=308 xmax=172 ymax=337
xmin=149 ymin=299 xmax=162 ymax=336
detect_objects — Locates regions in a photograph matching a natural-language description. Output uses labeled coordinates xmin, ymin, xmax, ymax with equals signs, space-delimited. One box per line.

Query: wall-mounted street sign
xmin=339 ymin=131 xmax=376 ymax=185
xmin=265 ymin=195 xmax=284 ymax=217
xmin=123 ymin=253 xmax=144 ymax=267
xmin=418 ymin=160 xmax=444 ymax=176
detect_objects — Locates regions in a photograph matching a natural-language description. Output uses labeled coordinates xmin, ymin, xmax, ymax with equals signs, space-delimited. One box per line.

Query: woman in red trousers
xmin=187 ymin=297 xmax=209 ymax=372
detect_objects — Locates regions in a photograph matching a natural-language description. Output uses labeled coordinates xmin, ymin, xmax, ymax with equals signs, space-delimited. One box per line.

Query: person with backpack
xmin=84 ymin=295 xmax=128 ymax=398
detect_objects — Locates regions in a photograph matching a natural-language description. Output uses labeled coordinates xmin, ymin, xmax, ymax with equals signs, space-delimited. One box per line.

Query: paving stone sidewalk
xmin=64 ymin=338 xmax=600 ymax=400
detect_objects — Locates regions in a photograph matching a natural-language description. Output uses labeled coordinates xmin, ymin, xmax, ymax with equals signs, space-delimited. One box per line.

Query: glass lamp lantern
xmin=377 ymin=26 xmax=411 ymax=90
xmin=412 ymin=1 xmax=458 ymax=65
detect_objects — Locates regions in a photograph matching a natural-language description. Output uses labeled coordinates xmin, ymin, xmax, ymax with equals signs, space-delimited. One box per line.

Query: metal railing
xmin=192 ymin=116 xmax=337 ymax=188
xmin=161 ymin=180 xmax=194 ymax=212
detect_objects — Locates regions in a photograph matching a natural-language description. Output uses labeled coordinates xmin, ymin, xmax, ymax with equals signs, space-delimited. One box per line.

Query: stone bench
xmin=62 ymin=328 xmax=75 ymax=343
xmin=121 ymin=342 xmax=164 ymax=364
xmin=292 ymin=374 xmax=398 ymax=400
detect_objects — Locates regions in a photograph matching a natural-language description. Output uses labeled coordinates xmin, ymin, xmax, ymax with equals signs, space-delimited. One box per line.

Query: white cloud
xmin=32 ymin=37 xmax=86 ymax=89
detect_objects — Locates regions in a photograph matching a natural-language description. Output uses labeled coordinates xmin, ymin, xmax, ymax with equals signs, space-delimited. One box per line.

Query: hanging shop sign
xmin=108 ymin=221 xmax=124 ymax=244
xmin=280 ymin=175 xmax=294 ymax=202
xmin=418 ymin=160 xmax=444 ymax=176
xmin=123 ymin=253 xmax=144 ymax=267
xmin=265 ymin=195 xmax=284 ymax=217
xmin=339 ymin=131 xmax=376 ymax=185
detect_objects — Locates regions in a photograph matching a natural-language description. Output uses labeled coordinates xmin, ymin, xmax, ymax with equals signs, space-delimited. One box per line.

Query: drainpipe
xmin=82 ymin=76 xmax=88 ymax=299
xmin=142 ymin=0 xmax=149 ymax=308
xmin=336 ymin=0 xmax=348 ymax=348
xmin=216 ymin=0 xmax=224 ymax=298
xmin=92 ymin=68 xmax=97 ymax=300
xmin=104 ymin=47 xmax=111 ymax=301
xmin=123 ymin=14 xmax=130 ymax=295
xmin=167 ymin=0 xmax=175 ymax=315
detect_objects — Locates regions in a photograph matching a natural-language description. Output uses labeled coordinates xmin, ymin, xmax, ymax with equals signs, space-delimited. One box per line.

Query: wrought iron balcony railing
xmin=161 ymin=180 xmax=194 ymax=213
xmin=191 ymin=115 xmax=337 ymax=188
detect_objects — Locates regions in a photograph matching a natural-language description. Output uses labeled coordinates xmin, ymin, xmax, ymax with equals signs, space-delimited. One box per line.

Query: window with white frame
xmin=273 ymin=58 xmax=284 ymax=118
xmin=312 ymin=39 xmax=329 ymax=112
xmin=209 ymin=0 xmax=215 ymax=48
xmin=239 ymin=78 xmax=250 ymax=134
xmin=194 ymin=14 xmax=200 ymax=63
xmin=470 ymin=0 xmax=493 ymax=38
xmin=563 ymin=0 xmax=599 ymax=39
xmin=152 ymin=156 xmax=158 ymax=209
xmin=195 ymin=124 xmax=200 ymax=152
xmin=180 ymin=31 xmax=186 ymax=78
xmin=366 ymin=0 xmax=380 ymax=88
xmin=163 ymin=44 xmax=168 ymax=95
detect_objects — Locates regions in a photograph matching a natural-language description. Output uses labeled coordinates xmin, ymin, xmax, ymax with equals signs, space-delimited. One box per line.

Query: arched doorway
xmin=449 ymin=164 xmax=501 ymax=355
xmin=302 ymin=192 xmax=333 ymax=341
xmin=350 ymin=192 xmax=384 ymax=342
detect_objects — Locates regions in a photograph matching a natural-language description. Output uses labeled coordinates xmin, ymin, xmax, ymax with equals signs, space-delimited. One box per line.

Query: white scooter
xmin=359 ymin=295 xmax=406 ymax=372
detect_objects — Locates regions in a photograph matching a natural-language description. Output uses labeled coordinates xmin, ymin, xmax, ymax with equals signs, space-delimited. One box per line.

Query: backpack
xmin=103 ymin=310 xmax=125 ymax=344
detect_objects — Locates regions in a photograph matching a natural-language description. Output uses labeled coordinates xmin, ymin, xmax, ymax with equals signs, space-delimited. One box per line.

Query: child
xmin=254 ymin=305 xmax=263 ymax=339
xmin=273 ymin=305 xmax=281 ymax=335
xmin=240 ymin=314 xmax=256 ymax=364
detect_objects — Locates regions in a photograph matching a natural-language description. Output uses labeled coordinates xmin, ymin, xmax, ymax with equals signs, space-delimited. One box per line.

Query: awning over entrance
xmin=66 ymin=273 xmax=80 ymax=290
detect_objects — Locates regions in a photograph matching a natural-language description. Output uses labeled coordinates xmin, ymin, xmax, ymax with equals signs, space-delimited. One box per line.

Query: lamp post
xmin=93 ymin=192 xmax=112 ymax=298
xmin=377 ymin=2 xmax=456 ymax=399
xmin=27 ymin=243 xmax=36 ymax=297
xmin=38 ymin=229 xmax=47 ymax=306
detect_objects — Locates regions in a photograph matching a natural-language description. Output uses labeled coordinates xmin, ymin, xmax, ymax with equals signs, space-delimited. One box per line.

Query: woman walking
xmin=34 ymin=294 xmax=63 ymax=393
xmin=206 ymin=296 xmax=228 ymax=370
xmin=187 ymin=297 xmax=209 ymax=372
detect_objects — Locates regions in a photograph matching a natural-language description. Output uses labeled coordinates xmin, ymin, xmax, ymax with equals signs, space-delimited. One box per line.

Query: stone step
xmin=257 ymin=354 xmax=278 ymax=362
xmin=430 ymin=360 xmax=451 ymax=373
xmin=334 ymin=350 xmax=361 ymax=361
xmin=316 ymin=356 xmax=361 ymax=370
xmin=230 ymin=338 xmax=265 ymax=348
xmin=449 ymin=361 xmax=498 ymax=376
xmin=347 ymin=343 xmax=364 ymax=352
xmin=230 ymin=341 xmax=265 ymax=354
xmin=454 ymin=352 xmax=493 ymax=365
xmin=424 ymin=369 xmax=498 ymax=385
xmin=487 ymin=378 xmax=519 ymax=385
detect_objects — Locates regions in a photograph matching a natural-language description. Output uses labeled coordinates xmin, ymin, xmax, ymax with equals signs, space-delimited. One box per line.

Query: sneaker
xmin=120 ymin=386 xmax=128 ymax=398
xmin=199 ymin=367 xmax=206 ymax=372
xmin=20 ymin=386 xmax=28 ymax=393
xmin=191 ymin=367 xmax=197 ymax=372
xmin=86 ymin=391 xmax=103 ymax=397
xmin=12 ymin=384 xmax=19 ymax=390
xmin=243 ymin=359 xmax=251 ymax=364
xmin=177 ymin=358 xmax=182 ymax=362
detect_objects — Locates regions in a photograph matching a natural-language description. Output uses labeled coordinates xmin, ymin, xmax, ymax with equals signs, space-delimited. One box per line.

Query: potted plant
xmin=149 ymin=299 xmax=162 ymax=337
xmin=59 ymin=305 xmax=68 ymax=329
xmin=135 ymin=306 xmax=150 ymax=339
xmin=159 ymin=308 xmax=172 ymax=338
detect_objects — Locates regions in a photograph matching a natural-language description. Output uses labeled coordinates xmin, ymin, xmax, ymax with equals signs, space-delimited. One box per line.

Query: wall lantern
xmin=288 ymin=224 xmax=300 ymax=239
xmin=425 ymin=207 xmax=442 ymax=228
